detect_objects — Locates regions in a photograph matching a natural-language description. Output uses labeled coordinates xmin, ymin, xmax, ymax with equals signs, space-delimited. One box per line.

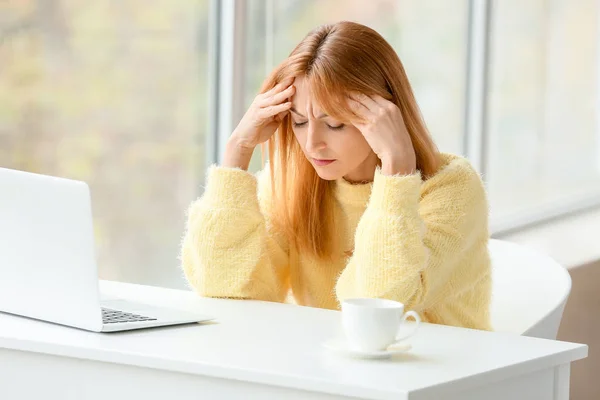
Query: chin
xmin=312 ymin=166 xmax=344 ymax=181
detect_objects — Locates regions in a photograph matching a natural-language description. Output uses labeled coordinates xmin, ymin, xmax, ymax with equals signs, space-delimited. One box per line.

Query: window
xmin=0 ymin=1 xmax=210 ymax=288
xmin=241 ymin=0 xmax=600 ymax=230
xmin=487 ymin=0 xmax=600 ymax=225
xmin=244 ymin=0 xmax=469 ymax=172
xmin=2 ymin=0 xmax=598 ymax=289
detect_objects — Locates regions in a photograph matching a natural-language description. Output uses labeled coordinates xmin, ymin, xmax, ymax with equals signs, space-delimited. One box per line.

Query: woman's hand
xmin=348 ymin=93 xmax=416 ymax=176
xmin=223 ymin=78 xmax=295 ymax=169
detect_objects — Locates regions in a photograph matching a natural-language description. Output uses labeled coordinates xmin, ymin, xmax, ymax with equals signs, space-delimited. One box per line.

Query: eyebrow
xmin=290 ymin=106 xmax=328 ymax=119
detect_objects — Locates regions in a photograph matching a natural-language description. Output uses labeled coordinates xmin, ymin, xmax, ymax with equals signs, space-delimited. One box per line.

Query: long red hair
xmin=260 ymin=21 xmax=440 ymax=260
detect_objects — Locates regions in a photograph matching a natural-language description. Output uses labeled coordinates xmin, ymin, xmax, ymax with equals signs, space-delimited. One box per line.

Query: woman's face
xmin=290 ymin=76 xmax=378 ymax=183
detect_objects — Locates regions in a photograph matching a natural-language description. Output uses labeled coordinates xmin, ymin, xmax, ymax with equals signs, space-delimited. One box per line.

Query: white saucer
xmin=322 ymin=338 xmax=412 ymax=359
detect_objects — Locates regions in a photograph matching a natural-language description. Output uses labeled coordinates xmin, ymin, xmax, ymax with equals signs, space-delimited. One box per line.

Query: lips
xmin=312 ymin=158 xmax=336 ymax=166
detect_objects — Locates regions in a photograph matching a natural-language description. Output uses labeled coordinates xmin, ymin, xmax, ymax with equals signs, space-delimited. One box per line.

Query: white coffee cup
xmin=341 ymin=298 xmax=421 ymax=352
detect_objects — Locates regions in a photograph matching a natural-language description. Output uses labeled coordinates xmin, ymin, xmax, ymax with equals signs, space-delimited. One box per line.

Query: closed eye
xmin=327 ymin=124 xmax=345 ymax=131
xmin=292 ymin=121 xmax=345 ymax=131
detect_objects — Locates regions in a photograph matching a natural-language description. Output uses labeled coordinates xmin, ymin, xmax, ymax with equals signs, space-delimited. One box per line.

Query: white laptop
xmin=0 ymin=167 xmax=213 ymax=332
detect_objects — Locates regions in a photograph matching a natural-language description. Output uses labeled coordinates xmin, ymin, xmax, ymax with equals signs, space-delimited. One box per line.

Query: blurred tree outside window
xmin=0 ymin=0 xmax=210 ymax=288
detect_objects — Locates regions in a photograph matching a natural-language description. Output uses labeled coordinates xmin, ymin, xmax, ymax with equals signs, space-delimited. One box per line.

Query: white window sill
xmin=494 ymin=207 xmax=600 ymax=269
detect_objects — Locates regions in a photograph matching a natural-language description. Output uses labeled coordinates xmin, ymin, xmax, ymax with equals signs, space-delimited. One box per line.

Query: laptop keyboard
xmin=101 ymin=307 xmax=157 ymax=324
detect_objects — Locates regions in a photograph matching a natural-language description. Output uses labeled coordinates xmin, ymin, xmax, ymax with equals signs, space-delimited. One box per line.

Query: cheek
xmin=291 ymin=128 xmax=306 ymax=149
xmin=336 ymin=130 xmax=371 ymax=157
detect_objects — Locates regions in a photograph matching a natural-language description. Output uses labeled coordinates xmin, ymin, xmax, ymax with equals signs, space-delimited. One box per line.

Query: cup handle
xmin=395 ymin=310 xmax=421 ymax=342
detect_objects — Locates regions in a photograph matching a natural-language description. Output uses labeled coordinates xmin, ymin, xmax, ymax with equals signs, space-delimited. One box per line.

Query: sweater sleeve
xmin=335 ymin=165 xmax=489 ymax=311
xmin=180 ymin=166 xmax=290 ymax=302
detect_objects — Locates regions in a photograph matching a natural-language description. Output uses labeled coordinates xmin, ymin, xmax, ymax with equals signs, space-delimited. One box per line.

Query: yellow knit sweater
xmin=181 ymin=153 xmax=492 ymax=330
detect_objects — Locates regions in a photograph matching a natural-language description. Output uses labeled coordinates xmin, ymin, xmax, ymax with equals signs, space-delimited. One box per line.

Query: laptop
xmin=0 ymin=166 xmax=213 ymax=332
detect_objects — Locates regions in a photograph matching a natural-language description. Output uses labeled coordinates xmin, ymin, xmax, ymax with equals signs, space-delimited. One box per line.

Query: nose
xmin=305 ymin=123 xmax=327 ymax=154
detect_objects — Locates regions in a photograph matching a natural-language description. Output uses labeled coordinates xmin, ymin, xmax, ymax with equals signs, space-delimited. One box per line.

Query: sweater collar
xmin=334 ymin=174 xmax=374 ymax=207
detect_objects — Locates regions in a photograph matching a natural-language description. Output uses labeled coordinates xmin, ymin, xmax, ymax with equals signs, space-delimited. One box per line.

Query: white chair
xmin=489 ymin=239 xmax=572 ymax=340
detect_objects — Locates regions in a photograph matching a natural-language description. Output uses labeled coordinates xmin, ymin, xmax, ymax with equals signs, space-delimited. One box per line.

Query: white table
xmin=0 ymin=281 xmax=587 ymax=400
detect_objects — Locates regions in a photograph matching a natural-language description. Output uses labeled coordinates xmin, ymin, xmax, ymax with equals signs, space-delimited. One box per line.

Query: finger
xmin=262 ymin=77 xmax=294 ymax=97
xmin=258 ymin=102 xmax=292 ymax=119
xmin=351 ymin=93 xmax=380 ymax=113
xmin=274 ymin=109 xmax=289 ymax=122
xmin=370 ymin=94 xmax=392 ymax=108
xmin=347 ymin=98 xmax=372 ymax=120
xmin=262 ymin=84 xmax=295 ymax=106
xmin=371 ymin=94 xmax=403 ymax=119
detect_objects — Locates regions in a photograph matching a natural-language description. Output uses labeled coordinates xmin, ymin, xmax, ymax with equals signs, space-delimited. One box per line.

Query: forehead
xmin=291 ymin=75 xmax=322 ymax=111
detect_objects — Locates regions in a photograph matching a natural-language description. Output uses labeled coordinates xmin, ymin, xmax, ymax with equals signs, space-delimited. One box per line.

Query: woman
xmin=181 ymin=21 xmax=491 ymax=330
